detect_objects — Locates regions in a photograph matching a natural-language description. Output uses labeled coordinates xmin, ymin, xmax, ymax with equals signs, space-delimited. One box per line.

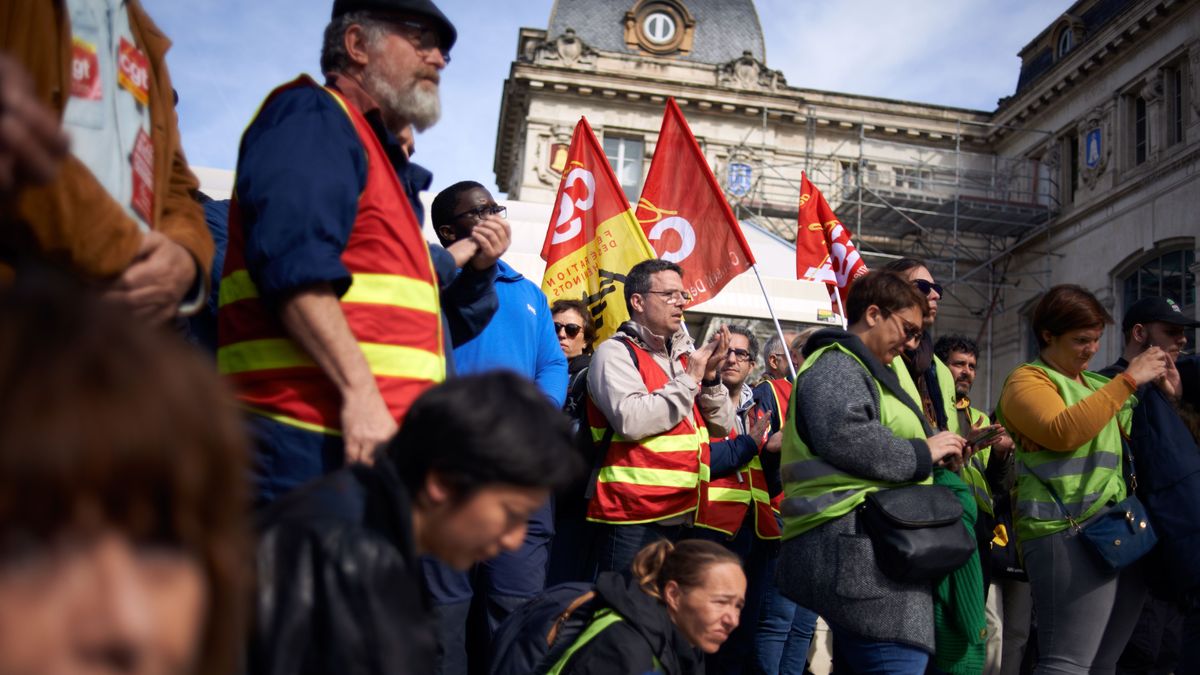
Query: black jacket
xmin=1102 ymin=358 xmax=1200 ymax=595
xmin=556 ymin=572 xmax=704 ymax=675
xmin=248 ymin=460 xmax=435 ymax=675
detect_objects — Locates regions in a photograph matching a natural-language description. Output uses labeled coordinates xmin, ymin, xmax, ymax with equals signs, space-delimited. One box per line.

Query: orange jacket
xmin=0 ymin=0 xmax=210 ymax=292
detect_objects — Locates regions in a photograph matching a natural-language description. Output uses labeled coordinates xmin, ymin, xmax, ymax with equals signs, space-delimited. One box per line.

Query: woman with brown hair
xmin=0 ymin=275 xmax=251 ymax=675
xmin=776 ymin=270 xmax=967 ymax=671
xmin=546 ymin=539 xmax=746 ymax=675
xmin=997 ymin=284 xmax=1168 ymax=674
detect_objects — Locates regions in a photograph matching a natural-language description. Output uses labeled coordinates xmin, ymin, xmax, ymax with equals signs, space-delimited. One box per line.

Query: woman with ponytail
xmin=547 ymin=539 xmax=746 ymax=675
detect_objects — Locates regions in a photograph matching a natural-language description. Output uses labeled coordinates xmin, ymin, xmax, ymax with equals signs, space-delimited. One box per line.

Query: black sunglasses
xmin=554 ymin=322 xmax=582 ymax=338
xmin=913 ymin=279 xmax=943 ymax=297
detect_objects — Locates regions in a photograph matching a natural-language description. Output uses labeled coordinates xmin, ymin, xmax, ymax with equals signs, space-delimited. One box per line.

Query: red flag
xmin=795 ymin=172 xmax=868 ymax=314
xmin=541 ymin=118 xmax=656 ymax=343
xmin=636 ymin=98 xmax=755 ymax=308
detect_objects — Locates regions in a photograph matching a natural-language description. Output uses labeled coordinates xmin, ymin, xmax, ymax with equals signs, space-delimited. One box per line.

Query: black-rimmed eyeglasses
xmin=452 ymin=204 xmax=506 ymax=221
xmin=643 ymin=290 xmax=692 ymax=306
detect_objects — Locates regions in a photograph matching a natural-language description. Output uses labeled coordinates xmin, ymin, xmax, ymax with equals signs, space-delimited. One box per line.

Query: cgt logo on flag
xmin=638 ymin=98 xmax=755 ymax=307
xmin=795 ymin=172 xmax=867 ymax=315
xmin=541 ymin=118 xmax=656 ymax=342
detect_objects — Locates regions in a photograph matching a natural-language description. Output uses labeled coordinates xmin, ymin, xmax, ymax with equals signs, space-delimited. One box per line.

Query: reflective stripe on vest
xmin=547 ymin=608 xmax=665 ymax=675
xmin=586 ymin=338 xmax=711 ymax=525
xmin=217 ymin=76 xmax=445 ymax=434
xmin=780 ymin=342 xmax=931 ymax=540
xmin=890 ymin=354 xmax=960 ymax=433
xmin=996 ymin=361 xmax=1129 ymax=541
xmin=959 ymin=405 xmax=994 ymax=517
xmin=696 ymin=426 xmax=754 ymax=537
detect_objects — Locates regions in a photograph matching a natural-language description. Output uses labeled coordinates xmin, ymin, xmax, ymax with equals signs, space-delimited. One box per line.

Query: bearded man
xmin=219 ymin=0 xmax=507 ymax=505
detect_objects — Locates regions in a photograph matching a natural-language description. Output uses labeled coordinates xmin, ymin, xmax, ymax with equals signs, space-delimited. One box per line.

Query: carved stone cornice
xmin=522 ymin=29 xmax=599 ymax=69
xmin=716 ymin=51 xmax=786 ymax=92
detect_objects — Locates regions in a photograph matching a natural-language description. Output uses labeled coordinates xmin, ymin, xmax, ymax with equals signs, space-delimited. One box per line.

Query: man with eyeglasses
xmin=760 ymin=332 xmax=798 ymax=382
xmin=690 ymin=325 xmax=790 ymax=673
xmin=425 ymin=180 xmax=567 ymax=673
xmin=219 ymin=0 xmax=508 ymax=507
xmin=586 ymin=258 xmax=735 ymax=575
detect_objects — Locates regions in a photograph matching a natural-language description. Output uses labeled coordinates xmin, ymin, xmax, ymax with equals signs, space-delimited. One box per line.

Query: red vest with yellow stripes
xmin=586 ymin=339 xmax=711 ymax=525
xmin=696 ymin=410 xmax=782 ymax=540
xmin=217 ymin=76 xmax=445 ymax=435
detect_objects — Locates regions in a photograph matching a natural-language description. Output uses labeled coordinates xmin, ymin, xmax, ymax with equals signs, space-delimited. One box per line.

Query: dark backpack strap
xmin=545 ymin=591 xmax=597 ymax=647
xmin=583 ymin=337 xmax=640 ymax=501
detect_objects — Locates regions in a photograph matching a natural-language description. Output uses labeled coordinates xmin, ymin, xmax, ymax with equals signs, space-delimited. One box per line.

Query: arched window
xmin=1057 ymin=28 xmax=1073 ymax=59
xmin=1122 ymin=247 xmax=1197 ymax=346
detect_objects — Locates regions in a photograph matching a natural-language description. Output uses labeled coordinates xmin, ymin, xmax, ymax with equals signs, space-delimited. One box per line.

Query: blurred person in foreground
xmin=996 ymin=285 xmax=1169 ymax=674
xmin=250 ymin=372 xmax=581 ymax=675
xmin=0 ymin=53 xmax=68 ymax=199
xmin=1 ymin=1 xmax=213 ymax=324
xmin=0 ymin=272 xmax=250 ymax=675
xmin=548 ymin=539 xmax=745 ymax=675
xmin=777 ymin=270 xmax=966 ymax=672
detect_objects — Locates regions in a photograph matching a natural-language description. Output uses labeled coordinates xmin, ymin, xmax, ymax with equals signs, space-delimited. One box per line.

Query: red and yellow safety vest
xmin=696 ymin=406 xmax=782 ymax=540
xmin=586 ymin=339 xmax=711 ymax=525
xmin=217 ymin=76 xmax=445 ymax=435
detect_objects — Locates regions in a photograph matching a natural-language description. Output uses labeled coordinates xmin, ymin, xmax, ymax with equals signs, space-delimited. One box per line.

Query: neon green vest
xmin=890 ymin=354 xmax=961 ymax=434
xmin=957 ymin=405 xmax=994 ymax=517
xmin=780 ymin=342 xmax=932 ymax=540
xmin=892 ymin=357 xmax=997 ymax=515
xmin=996 ymin=361 xmax=1131 ymax=541
xmin=547 ymin=608 xmax=664 ymax=675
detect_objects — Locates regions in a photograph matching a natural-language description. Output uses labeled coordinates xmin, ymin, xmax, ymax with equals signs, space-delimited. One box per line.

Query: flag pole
xmin=750 ymin=263 xmax=798 ymax=380
xmin=832 ymin=286 xmax=849 ymax=329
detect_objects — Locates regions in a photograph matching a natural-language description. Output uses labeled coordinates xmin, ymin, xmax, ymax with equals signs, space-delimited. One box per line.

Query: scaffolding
xmin=719 ymin=110 xmax=1063 ymax=407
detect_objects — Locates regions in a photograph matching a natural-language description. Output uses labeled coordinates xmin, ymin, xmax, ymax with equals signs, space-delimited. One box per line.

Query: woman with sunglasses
xmin=775 ymin=270 xmax=967 ymax=672
xmin=552 ymin=299 xmax=598 ymax=420
xmin=996 ymin=285 xmax=1168 ymax=674
xmin=547 ymin=298 xmax=601 ymax=584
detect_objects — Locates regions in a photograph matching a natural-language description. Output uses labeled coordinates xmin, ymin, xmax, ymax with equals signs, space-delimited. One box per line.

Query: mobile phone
xmin=968 ymin=427 xmax=1003 ymax=448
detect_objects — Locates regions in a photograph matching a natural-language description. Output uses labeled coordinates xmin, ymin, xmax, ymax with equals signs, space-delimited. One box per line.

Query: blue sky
xmin=144 ymin=0 xmax=1069 ymax=198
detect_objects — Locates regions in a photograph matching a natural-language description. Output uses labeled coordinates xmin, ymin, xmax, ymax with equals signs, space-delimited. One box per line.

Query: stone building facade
xmin=494 ymin=0 xmax=1199 ymax=405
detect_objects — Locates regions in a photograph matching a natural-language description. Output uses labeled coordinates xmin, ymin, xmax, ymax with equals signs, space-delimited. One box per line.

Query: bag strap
xmin=1018 ymin=440 xmax=1135 ymax=534
xmin=545 ymin=590 xmax=597 ymax=647
xmin=583 ymin=337 xmax=640 ymax=501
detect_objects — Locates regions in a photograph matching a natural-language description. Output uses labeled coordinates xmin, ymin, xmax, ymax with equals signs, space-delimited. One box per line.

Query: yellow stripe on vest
xmin=242 ymin=405 xmax=342 ymax=436
xmin=342 ymin=273 xmax=439 ymax=313
xmin=598 ymin=466 xmax=699 ymax=489
xmin=219 ymin=270 xmax=438 ymax=314
xmin=589 ymin=428 xmax=701 ymax=453
xmin=219 ymin=338 xmax=445 ymax=382
xmin=708 ymin=487 xmax=752 ymax=504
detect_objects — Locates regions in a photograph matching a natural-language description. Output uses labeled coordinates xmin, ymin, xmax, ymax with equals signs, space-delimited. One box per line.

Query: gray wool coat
xmin=774 ymin=329 xmax=938 ymax=652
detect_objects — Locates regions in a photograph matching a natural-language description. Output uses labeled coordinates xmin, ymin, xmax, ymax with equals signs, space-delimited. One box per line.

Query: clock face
xmin=643 ymin=11 xmax=677 ymax=44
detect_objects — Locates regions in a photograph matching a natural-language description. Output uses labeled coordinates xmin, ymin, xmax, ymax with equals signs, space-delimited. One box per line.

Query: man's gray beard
xmin=364 ymin=70 xmax=441 ymax=133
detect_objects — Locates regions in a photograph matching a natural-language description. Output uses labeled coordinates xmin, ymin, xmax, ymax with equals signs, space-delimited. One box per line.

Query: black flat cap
xmin=1123 ymin=296 xmax=1200 ymax=332
xmin=332 ymin=0 xmax=457 ymax=52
